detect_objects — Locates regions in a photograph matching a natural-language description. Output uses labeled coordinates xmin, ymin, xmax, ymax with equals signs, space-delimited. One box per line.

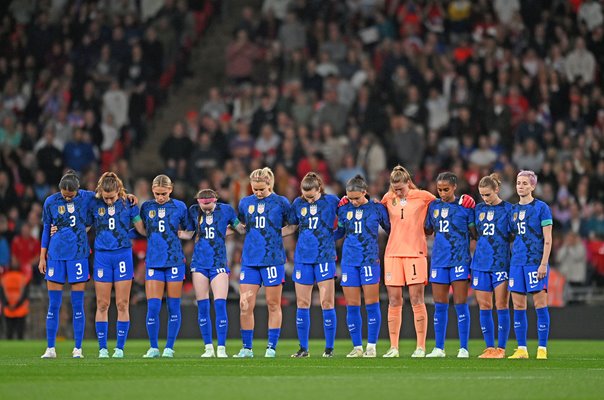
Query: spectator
xmin=226 ymin=29 xmax=258 ymax=84
xmin=556 ymin=231 xmax=588 ymax=286
xmin=160 ymin=121 xmax=193 ymax=179
xmin=0 ymin=263 xmax=30 ymax=339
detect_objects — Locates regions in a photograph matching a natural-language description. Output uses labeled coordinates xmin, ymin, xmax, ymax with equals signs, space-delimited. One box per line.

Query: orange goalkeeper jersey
xmin=381 ymin=189 xmax=436 ymax=257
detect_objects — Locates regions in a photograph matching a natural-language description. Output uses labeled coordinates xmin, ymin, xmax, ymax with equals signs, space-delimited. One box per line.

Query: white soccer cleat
xmin=72 ymin=348 xmax=84 ymax=358
xmin=98 ymin=348 xmax=109 ymax=358
xmin=411 ymin=347 xmax=426 ymax=358
xmin=41 ymin=347 xmax=57 ymax=359
xmin=201 ymin=344 xmax=215 ymax=358
xmin=346 ymin=347 xmax=364 ymax=358
xmin=162 ymin=348 xmax=175 ymax=358
xmin=382 ymin=347 xmax=400 ymax=358
xmin=457 ymin=348 xmax=470 ymax=358
xmin=142 ymin=348 xmax=160 ymax=358
xmin=216 ymin=346 xmax=228 ymax=358
xmin=363 ymin=347 xmax=377 ymax=358
xmin=425 ymin=347 xmax=446 ymax=358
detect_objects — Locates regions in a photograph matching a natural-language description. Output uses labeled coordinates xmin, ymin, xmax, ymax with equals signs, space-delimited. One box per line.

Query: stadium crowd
xmin=1 ymin=0 xmax=604 ymax=336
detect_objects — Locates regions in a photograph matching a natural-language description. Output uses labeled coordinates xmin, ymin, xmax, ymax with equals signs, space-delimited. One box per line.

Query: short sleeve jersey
xmin=471 ymin=201 xmax=513 ymax=272
xmin=289 ymin=194 xmax=339 ymax=264
xmin=337 ymin=201 xmax=390 ymax=266
xmin=238 ymin=193 xmax=291 ymax=267
xmin=510 ymin=199 xmax=553 ymax=267
xmin=187 ymin=203 xmax=238 ymax=269
xmin=42 ymin=190 xmax=95 ymax=260
xmin=140 ymin=198 xmax=188 ymax=268
xmin=425 ymin=198 xmax=474 ymax=269
xmin=89 ymin=197 xmax=140 ymax=251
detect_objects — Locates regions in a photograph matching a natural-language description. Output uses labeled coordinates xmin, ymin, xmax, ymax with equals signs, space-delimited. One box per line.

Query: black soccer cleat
xmin=291 ymin=347 xmax=310 ymax=358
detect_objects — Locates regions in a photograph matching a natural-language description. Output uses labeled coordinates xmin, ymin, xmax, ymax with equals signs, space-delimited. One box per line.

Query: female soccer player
xmin=472 ymin=174 xmax=513 ymax=359
xmin=88 ymin=172 xmax=145 ymax=358
xmin=140 ymin=175 xmax=189 ymax=358
xmin=179 ymin=189 xmax=245 ymax=358
xmin=380 ymin=166 xmax=435 ymax=358
xmin=287 ymin=172 xmax=339 ymax=358
xmin=234 ymin=167 xmax=292 ymax=358
xmin=425 ymin=172 xmax=476 ymax=358
xmin=508 ymin=170 xmax=552 ymax=360
xmin=40 ymin=171 xmax=95 ymax=358
xmin=337 ymin=175 xmax=390 ymax=358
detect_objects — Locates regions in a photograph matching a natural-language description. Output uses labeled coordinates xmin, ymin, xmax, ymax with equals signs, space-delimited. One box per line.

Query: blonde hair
xmin=95 ymin=172 xmax=128 ymax=200
xmin=479 ymin=173 xmax=502 ymax=191
xmin=250 ymin=167 xmax=274 ymax=191
xmin=390 ymin=165 xmax=417 ymax=190
xmin=301 ymin=172 xmax=325 ymax=194
xmin=152 ymin=174 xmax=173 ymax=189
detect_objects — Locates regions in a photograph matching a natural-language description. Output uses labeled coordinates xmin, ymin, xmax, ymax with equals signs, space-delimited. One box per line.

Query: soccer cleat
xmin=478 ymin=347 xmax=497 ymax=359
xmin=41 ymin=347 xmax=57 ymax=359
xmin=265 ymin=348 xmax=276 ymax=358
xmin=233 ymin=348 xmax=254 ymax=358
xmin=346 ymin=347 xmax=364 ymax=358
xmin=382 ymin=347 xmax=400 ymax=358
xmin=201 ymin=345 xmax=215 ymax=358
xmin=508 ymin=348 xmax=529 ymax=359
xmin=426 ymin=348 xmax=446 ymax=358
xmin=536 ymin=347 xmax=548 ymax=360
xmin=411 ymin=347 xmax=426 ymax=358
xmin=216 ymin=346 xmax=228 ymax=358
xmin=291 ymin=347 xmax=309 ymax=358
xmin=494 ymin=348 xmax=506 ymax=358
xmin=363 ymin=347 xmax=377 ymax=358
xmin=142 ymin=348 xmax=160 ymax=358
xmin=322 ymin=348 xmax=334 ymax=358
xmin=112 ymin=348 xmax=124 ymax=358
xmin=457 ymin=348 xmax=470 ymax=358
xmin=98 ymin=348 xmax=110 ymax=358
xmin=72 ymin=348 xmax=84 ymax=358
xmin=162 ymin=348 xmax=175 ymax=358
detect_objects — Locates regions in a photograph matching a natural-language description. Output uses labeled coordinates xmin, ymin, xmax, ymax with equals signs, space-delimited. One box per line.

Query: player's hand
xmin=39 ymin=258 xmax=47 ymax=274
xmin=338 ymin=197 xmax=349 ymax=207
xmin=127 ymin=193 xmax=139 ymax=205
xmin=537 ymin=264 xmax=547 ymax=280
xmin=459 ymin=194 xmax=476 ymax=209
xmin=50 ymin=224 xmax=58 ymax=236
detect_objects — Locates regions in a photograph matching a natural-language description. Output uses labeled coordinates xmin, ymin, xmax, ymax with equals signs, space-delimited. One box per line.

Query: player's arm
xmin=282 ymin=224 xmax=298 ymax=237
xmin=468 ymin=224 xmax=477 ymax=240
xmin=178 ymin=230 xmax=194 ymax=239
xmin=538 ymin=224 xmax=553 ymax=280
xmin=39 ymin=223 xmax=50 ymax=274
xmin=424 ymin=210 xmax=434 ymax=236
xmin=378 ymin=204 xmax=391 ymax=234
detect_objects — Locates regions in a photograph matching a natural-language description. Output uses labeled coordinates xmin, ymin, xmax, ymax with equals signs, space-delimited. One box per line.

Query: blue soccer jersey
xmin=187 ymin=203 xmax=239 ymax=270
xmin=425 ymin=199 xmax=474 ymax=269
xmin=89 ymin=197 xmax=141 ymax=251
xmin=238 ymin=193 xmax=291 ymax=267
xmin=140 ymin=199 xmax=188 ymax=268
xmin=471 ymin=201 xmax=513 ymax=272
xmin=337 ymin=201 xmax=390 ymax=267
xmin=289 ymin=194 xmax=339 ymax=264
xmin=42 ymin=190 xmax=95 ymax=260
xmin=510 ymin=199 xmax=553 ymax=267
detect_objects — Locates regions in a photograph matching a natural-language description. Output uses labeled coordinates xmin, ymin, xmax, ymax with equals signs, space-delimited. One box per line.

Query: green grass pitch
xmin=1 ymin=339 xmax=603 ymax=400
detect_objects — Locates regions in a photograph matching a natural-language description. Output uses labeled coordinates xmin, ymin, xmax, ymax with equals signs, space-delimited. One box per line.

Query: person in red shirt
xmin=10 ymin=223 xmax=40 ymax=284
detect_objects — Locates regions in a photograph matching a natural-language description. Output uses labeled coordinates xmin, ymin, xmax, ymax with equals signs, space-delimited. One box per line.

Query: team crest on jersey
xmin=392 ymin=197 xmax=397 ymax=206
xmin=487 ymin=210 xmax=494 ymax=221
xmin=519 ymin=210 xmax=526 ymax=221
xmin=342 ymin=273 xmax=347 ymax=283
xmin=301 ymin=207 xmax=307 ymax=217
xmin=441 ymin=208 xmax=449 ymax=218
xmin=48 ymin=268 xmax=54 ymax=277
xmin=148 ymin=269 xmax=154 ymax=277
xmin=258 ymin=202 xmax=265 ymax=214
xmin=240 ymin=271 xmax=245 ymax=281
xmin=355 ymin=209 xmax=363 ymax=220
xmin=346 ymin=211 xmax=353 ymax=220
xmin=98 ymin=269 xmax=104 ymax=278
xmin=108 ymin=206 xmax=115 ymax=216
xmin=509 ymin=278 xmax=514 ymax=287
xmin=206 ymin=214 xmax=213 ymax=225
xmin=309 ymin=204 xmax=317 ymax=215
xmin=431 ymin=269 xmax=437 ymax=278
xmin=473 ymin=277 xmax=478 ymax=286
xmin=295 ymin=270 xmax=301 ymax=280
xmin=513 ymin=212 xmax=518 ymax=221
xmin=433 ymin=209 xmax=439 ymax=218
xmin=58 ymin=206 xmax=66 ymax=214
xmin=67 ymin=203 xmax=75 ymax=214
xmin=98 ymin=207 xmax=106 ymax=216
xmin=248 ymin=205 xmax=255 ymax=214
xmin=479 ymin=212 xmax=485 ymax=221
xmin=158 ymin=208 xmax=166 ymax=218
xmin=149 ymin=210 xmax=156 ymax=218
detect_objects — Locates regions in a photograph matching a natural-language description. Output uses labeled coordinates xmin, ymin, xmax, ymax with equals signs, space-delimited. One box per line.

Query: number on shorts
xmin=319 ymin=263 xmax=329 ymax=273
xmin=412 ymin=263 xmax=417 ymax=276
xmin=159 ymin=220 xmax=165 ymax=232
xmin=255 ymin=216 xmax=265 ymax=229
xmin=482 ymin=223 xmax=495 ymax=236
xmin=308 ymin=216 xmax=318 ymax=229
xmin=363 ymin=266 xmax=373 ymax=277
xmin=267 ymin=266 xmax=278 ymax=279
xmin=495 ymin=271 xmax=508 ymax=281
xmin=75 ymin=262 xmax=83 ymax=276
xmin=171 ymin=267 xmax=178 ymax=275
xmin=108 ymin=217 xmax=115 ymax=230
xmin=119 ymin=261 xmax=127 ymax=274
xmin=528 ymin=271 xmax=538 ymax=285
xmin=454 ymin=266 xmax=464 ymax=274
xmin=216 ymin=268 xmax=226 ymax=274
